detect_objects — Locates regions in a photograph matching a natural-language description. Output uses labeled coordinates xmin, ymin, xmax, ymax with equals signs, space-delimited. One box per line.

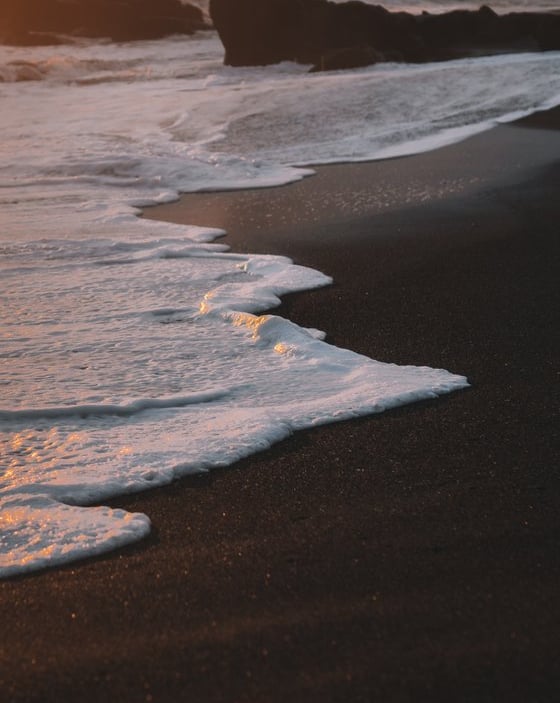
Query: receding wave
xmin=0 ymin=391 xmax=230 ymax=422
xmin=0 ymin=60 xmax=46 ymax=82
xmin=1 ymin=26 xmax=557 ymax=578
xmin=0 ymin=56 xmax=148 ymax=84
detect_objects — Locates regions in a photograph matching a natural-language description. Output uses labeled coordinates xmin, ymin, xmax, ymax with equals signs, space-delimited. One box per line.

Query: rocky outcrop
xmin=209 ymin=0 xmax=560 ymax=70
xmin=0 ymin=0 xmax=209 ymax=46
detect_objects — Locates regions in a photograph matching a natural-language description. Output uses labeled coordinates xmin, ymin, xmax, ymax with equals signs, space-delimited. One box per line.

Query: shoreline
xmin=143 ymin=109 xmax=560 ymax=369
xmin=2 ymin=112 xmax=559 ymax=701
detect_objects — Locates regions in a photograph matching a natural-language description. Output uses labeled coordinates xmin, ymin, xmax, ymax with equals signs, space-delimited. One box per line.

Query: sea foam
xmin=0 ymin=224 xmax=468 ymax=577
xmin=1 ymin=32 xmax=559 ymax=577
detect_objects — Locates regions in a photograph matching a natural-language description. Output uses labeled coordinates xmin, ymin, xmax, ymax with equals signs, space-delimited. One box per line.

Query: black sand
xmin=1 ymin=111 xmax=559 ymax=702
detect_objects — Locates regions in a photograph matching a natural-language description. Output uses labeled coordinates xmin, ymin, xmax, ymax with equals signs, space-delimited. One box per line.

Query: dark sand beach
xmin=2 ymin=110 xmax=559 ymax=702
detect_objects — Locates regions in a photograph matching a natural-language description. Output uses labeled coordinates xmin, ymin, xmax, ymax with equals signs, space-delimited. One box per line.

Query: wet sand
xmin=1 ymin=110 xmax=559 ymax=702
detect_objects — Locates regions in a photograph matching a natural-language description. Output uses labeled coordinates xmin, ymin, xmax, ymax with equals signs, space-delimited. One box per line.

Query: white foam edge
xmin=0 ymin=495 xmax=151 ymax=579
xmin=290 ymin=95 xmax=560 ymax=168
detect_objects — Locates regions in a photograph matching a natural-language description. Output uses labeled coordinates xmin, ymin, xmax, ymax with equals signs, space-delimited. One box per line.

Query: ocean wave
xmin=0 ymin=55 xmax=150 ymax=83
xmin=0 ymin=28 xmax=554 ymax=577
xmin=0 ymin=60 xmax=46 ymax=82
xmin=0 ymin=390 xmax=230 ymax=423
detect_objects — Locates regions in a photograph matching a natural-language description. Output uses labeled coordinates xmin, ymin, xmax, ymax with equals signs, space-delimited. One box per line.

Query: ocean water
xmin=2 ymin=4 xmax=560 ymax=578
xmin=194 ymin=0 xmax=560 ymax=14
xmin=193 ymin=0 xmax=560 ymax=14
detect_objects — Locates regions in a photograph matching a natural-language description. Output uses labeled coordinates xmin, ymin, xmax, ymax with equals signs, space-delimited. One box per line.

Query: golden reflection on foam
xmin=6 ymin=428 xmax=85 ymax=472
xmin=0 ymin=509 xmax=22 ymax=526
xmin=231 ymin=313 xmax=270 ymax=338
xmin=10 ymin=433 xmax=25 ymax=452
xmin=199 ymin=291 xmax=214 ymax=314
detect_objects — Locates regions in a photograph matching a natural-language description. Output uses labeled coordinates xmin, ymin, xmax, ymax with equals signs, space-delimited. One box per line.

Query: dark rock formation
xmin=209 ymin=0 xmax=560 ymax=70
xmin=0 ymin=0 xmax=209 ymax=46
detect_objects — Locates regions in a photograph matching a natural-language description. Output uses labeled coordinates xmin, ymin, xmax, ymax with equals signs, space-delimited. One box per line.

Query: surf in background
xmin=193 ymin=0 xmax=560 ymax=15
xmin=2 ymin=4 xmax=560 ymax=577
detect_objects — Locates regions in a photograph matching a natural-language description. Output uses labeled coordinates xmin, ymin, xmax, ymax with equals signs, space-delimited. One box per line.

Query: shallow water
xmin=1 ymin=17 xmax=559 ymax=577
